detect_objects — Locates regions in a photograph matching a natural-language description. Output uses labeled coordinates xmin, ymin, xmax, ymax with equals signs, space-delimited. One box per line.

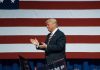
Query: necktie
xmin=47 ymin=33 xmax=52 ymax=44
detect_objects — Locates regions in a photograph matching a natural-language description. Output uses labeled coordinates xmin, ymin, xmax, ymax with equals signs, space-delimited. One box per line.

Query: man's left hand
xmin=39 ymin=42 xmax=47 ymax=49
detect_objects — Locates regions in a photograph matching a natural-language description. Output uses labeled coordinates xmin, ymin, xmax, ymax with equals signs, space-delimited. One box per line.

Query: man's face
xmin=46 ymin=22 xmax=55 ymax=32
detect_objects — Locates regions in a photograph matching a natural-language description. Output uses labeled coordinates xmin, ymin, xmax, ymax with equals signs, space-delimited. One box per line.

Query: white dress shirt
xmin=47 ymin=28 xmax=58 ymax=44
xmin=50 ymin=28 xmax=58 ymax=37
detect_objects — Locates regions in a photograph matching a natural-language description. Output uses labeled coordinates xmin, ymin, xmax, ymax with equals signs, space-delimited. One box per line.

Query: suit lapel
xmin=51 ymin=29 xmax=59 ymax=39
xmin=47 ymin=29 xmax=59 ymax=44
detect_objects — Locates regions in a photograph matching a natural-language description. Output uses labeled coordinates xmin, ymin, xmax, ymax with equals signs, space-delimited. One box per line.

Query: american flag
xmin=0 ymin=0 xmax=100 ymax=59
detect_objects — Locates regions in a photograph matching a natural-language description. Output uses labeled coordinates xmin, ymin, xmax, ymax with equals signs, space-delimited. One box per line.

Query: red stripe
xmin=0 ymin=35 xmax=100 ymax=43
xmin=67 ymin=52 xmax=100 ymax=59
xmin=0 ymin=52 xmax=99 ymax=59
xmin=0 ymin=18 xmax=100 ymax=26
xmin=19 ymin=1 xmax=100 ymax=9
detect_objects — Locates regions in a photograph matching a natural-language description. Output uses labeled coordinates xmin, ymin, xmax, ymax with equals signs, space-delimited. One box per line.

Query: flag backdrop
xmin=0 ymin=0 xmax=100 ymax=59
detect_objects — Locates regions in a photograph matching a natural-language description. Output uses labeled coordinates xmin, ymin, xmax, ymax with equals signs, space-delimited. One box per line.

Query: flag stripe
xmin=0 ymin=44 xmax=100 ymax=52
xmin=0 ymin=52 xmax=100 ymax=59
xmin=0 ymin=18 xmax=100 ymax=26
xmin=0 ymin=10 xmax=100 ymax=18
xmin=0 ymin=35 xmax=100 ymax=43
xmin=19 ymin=1 xmax=100 ymax=9
xmin=0 ymin=27 xmax=100 ymax=35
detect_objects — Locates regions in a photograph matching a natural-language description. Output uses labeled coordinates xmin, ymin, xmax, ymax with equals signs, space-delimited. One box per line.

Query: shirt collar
xmin=51 ymin=28 xmax=58 ymax=36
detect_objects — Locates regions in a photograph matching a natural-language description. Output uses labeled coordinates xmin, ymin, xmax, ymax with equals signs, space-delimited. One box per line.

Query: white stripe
xmin=20 ymin=0 xmax=100 ymax=1
xmin=66 ymin=44 xmax=100 ymax=52
xmin=0 ymin=27 xmax=100 ymax=35
xmin=0 ymin=44 xmax=44 ymax=52
xmin=0 ymin=44 xmax=100 ymax=52
xmin=0 ymin=10 xmax=100 ymax=18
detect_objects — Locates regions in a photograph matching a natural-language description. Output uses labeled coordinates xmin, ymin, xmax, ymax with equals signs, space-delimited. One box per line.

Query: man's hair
xmin=45 ymin=18 xmax=58 ymax=27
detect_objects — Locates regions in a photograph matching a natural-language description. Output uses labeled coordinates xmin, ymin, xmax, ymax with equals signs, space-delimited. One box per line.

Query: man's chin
xmin=47 ymin=28 xmax=52 ymax=32
xmin=48 ymin=30 xmax=50 ymax=32
xmin=48 ymin=29 xmax=50 ymax=32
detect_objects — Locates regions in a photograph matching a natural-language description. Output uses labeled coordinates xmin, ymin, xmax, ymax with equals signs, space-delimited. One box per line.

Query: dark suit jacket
xmin=45 ymin=29 xmax=66 ymax=64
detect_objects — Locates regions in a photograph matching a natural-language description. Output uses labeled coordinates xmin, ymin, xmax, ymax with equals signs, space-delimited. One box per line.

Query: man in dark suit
xmin=30 ymin=18 xmax=66 ymax=70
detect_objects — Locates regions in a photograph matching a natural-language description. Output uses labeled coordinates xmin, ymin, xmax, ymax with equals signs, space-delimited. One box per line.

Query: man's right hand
xmin=30 ymin=38 xmax=39 ymax=46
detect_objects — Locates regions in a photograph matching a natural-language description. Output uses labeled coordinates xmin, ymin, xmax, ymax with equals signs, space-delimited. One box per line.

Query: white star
xmin=11 ymin=0 xmax=15 ymax=3
xmin=0 ymin=0 xmax=4 ymax=3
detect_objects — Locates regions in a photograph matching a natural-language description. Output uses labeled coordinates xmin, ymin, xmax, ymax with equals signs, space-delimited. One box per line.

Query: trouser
xmin=45 ymin=58 xmax=67 ymax=70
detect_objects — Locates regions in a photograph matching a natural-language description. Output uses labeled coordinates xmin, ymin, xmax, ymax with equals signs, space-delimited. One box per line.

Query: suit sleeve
xmin=46 ymin=33 xmax=66 ymax=53
xmin=36 ymin=34 xmax=49 ymax=50
xmin=36 ymin=43 xmax=45 ymax=50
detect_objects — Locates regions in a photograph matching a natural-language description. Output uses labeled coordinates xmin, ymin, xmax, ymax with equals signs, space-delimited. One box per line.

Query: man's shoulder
xmin=56 ymin=29 xmax=65 ymax=36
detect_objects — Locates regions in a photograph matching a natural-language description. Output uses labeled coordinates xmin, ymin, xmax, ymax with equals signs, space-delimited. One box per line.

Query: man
xmin=30 ymin=18 xmax=66 ymax=70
